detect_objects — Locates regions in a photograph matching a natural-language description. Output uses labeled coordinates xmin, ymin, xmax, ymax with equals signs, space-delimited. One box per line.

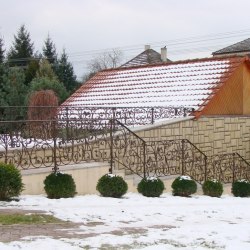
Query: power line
xmin=3 ymin=28 xmax=250 ymax=69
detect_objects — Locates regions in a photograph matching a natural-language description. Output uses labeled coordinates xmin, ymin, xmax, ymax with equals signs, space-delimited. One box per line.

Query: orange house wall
xmin=200 ymin=64 xmax=244 ymax=116
xmin=243 ymin=64 xmax=250 ymax=114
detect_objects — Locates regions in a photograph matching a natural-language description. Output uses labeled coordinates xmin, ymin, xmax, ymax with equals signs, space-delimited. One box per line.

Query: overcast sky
xmin=1 ymin=0 xmax=250 ymax=79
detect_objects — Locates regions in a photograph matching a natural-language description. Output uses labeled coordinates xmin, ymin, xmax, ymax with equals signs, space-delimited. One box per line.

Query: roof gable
xmin=213 ymin=38 xmax=250 ymax=55
xmin=63 ymin=56 xmax=246 ymax=117
xmin=121 ymin=48 xmax=171 ymax=68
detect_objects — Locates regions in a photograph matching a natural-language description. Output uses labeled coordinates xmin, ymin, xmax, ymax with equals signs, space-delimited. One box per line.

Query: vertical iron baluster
xmin=109 ymin=118 xmax=113 ymax=174
xmin=109 ymin=107 xmax=116 ymax=174
xmin=66 ymin=106 xmax=69 ymax=141
xmin=232 ymin=153 xmax=236 ymax=183
xmin=181 ymin=139 xmax=185 ymax=175
xmin=143 ymin=141 xmax=146 ymax=178
xmin=52 ymin=120 xmax=58 ymax=173
xmin=204 ymin=155 xmax=207 ymax=182
xmin=151 ymin=108 xmax=154 ymax=124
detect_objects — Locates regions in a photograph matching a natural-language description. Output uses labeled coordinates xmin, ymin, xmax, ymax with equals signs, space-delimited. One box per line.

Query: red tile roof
xmin=63 ymin=56 xmax=246 ymax=114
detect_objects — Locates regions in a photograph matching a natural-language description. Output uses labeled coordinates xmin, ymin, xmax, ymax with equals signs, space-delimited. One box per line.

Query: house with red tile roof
xmin=60 ymin=54 xmax=250 ymax=178
xmin=63 ymin=55 xmax=250 ymax=120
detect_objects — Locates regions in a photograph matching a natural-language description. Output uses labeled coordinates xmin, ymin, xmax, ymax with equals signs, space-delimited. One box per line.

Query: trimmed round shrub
xmin=202 ymin=179 xmax=223 ymax=197
xmin=171 ymin=176 xmax=197 ymax=197
xmin=0 ymin=163 xmax=24 ymax=200
xmin=96 ymin=174 xmax=128 ymax=198
xmin=137 ymin=177 xmax=165 ymax=197
xmin=44 ymin=172 xmax=76 ymax=199
xmin=231 ymin=179 xmax=250 ymax=197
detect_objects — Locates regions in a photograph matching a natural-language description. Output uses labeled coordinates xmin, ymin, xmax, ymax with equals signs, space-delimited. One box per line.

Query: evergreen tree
xmin=0 ymin=37 xmax=5 ymax=64
xmin=29 ymin=78 xmax=68 ymax=104
xmin=25 ymin=59 xmax=40 ymax=85
xmin=42 ymin=35 xmax=57 ymax=64
xmin=0 ymin=38 xmax=7 ymax=93
xmin=7 ymin=25 xmax=34 ymax=67
xmin=0 ymin=63 xmax=8 ymax=92
xmin=56 ymin=49 xmax=78 ymax=93
xmin=36 ymin=59 xmax=58 ymax=80
xmin=1 ymin=67 xmax=28 ymax=106
xmin=29 ymin=59 xmax=68 ymax=103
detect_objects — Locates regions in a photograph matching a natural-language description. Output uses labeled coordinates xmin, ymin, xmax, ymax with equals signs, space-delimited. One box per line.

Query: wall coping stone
xmin=131 ymin=116 xmax=195 ymax=133
xmin=21 ymin=162 xmax=109 ymax=176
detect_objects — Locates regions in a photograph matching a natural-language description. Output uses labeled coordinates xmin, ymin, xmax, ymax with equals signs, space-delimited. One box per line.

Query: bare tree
xmin=82 ymin=49 xmax=123 ymax=82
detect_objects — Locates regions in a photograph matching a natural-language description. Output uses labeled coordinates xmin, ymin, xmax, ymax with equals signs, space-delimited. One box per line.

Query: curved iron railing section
xmin=144 ymin=139 xmax=207 ymax=183
xmin=112 ymin=120 xmax=146 ymax=178
xmin=206 ymin=153 xmax=250 ymax=183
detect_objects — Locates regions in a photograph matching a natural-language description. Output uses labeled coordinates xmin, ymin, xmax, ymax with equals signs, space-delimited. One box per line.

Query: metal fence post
xmin=204 ymin=155 xmax=207 ymax=181
xmin=232 ymin=153 xmax=236 ymax=183
xmin=181 ymin=139 xmax=185 ymax=175
xmin=109 ymin=108 xmax=116 ymax=174
xmin=143 ymin=142 xmax=146 ymax=178
xmin=151 ymin=108 xmax=154 ymax=124
xmin=66 ymin=106 xmax=69 ymax=140
xmin=52 ymin=120 xmax=58 ymax=173
xmin=109 ymin=118 xmax=114 ymax=174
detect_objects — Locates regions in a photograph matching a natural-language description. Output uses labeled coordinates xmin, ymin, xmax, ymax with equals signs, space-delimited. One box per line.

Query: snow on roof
xmin=63 ymin=56 xmax=245 ymax=112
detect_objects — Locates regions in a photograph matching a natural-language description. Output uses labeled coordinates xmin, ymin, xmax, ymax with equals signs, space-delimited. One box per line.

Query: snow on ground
xmin=0 ymin=193 xmax=250 ymax=249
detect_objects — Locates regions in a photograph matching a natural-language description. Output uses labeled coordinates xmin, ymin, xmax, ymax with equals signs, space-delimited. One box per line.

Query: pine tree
xmin=36 ymin=59 xmax=58 ymax=80
xmin=0 ymin=38 xmax=6 ymax=93
xmin=42 ymin=35 xmax=57 ymax=64
xmin=0 ymin=37 xmax=5 ymax=64
xmin=1 ymin=67 xmax=28 ymax=106
xmin=29 ymin=59 xmax=68 ymax=103
xmin=7 ymin=25 xmax=34 ymax=67
xmin=55 ymin=49 xmax=78 ymax=93
xmin=25 ymin=59 xmax=40 ymax=85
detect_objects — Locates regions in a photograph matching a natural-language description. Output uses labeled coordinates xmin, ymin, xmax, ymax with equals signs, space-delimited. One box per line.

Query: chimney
xmin=145 ymin=45 xmax=151 ymax=50
xmin=161 ymin=47 xmax=167 ymax=62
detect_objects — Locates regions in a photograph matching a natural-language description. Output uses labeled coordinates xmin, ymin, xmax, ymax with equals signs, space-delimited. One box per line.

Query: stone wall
xmin=135 ymin=116 xmax=250 ymax=161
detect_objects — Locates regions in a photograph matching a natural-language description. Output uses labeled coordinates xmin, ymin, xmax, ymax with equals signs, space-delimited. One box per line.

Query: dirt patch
xmin=149 ymin=224 xmax=176 ymax=231
xmin=109 ymin=227 xmax=148 ymax=236
xmin=0 ymin=209 xmax=46 ymax=215
xmin=0 ymin=208 xmax=86 ymax=242
xmin=84 ymin=221 xmax=105 ymax=227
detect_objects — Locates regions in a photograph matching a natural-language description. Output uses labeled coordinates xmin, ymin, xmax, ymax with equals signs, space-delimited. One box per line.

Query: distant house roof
xmin=213 ymin=38 xmax=250 ymax=56
xmin=121 ymin=48 xmax=171 ymax=68
xmin=63 ymin=56 xmax=248 ymax=118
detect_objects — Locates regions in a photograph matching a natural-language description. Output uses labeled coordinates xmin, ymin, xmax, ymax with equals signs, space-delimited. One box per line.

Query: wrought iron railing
xmin=0 ymin=106 xmax=249 ymax=183
xmin=112 ymin=119 xmax=146 ymax=178
xmin=145 ymin=139 xmax=207 ymax=183
xmin=0 ymin=106 xmax=194 ymax=125
xmin=206 ymin=153 xmax=250 ymax=183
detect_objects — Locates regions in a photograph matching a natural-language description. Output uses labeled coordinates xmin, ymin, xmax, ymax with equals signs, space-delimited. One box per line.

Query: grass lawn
xmin=0 ymin=213 xmax=62 ymax=225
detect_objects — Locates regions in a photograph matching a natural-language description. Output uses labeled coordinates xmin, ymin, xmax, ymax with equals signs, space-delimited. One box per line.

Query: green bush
xmin=137 ymin=177 xmax=165 ymax=197
xmin=0 ymin=163 xmax=24 ymax=200
xmin=96 ymin=174 xmax=128 ymax=198
xmin=44 ymin=172 xmax=76 ymax=199
xmin=231 ymin=179 xmax=250 ymax=197
xmin=202 ymin=179 xmax=223 ymax=197
xmin=171 ymin=176 xmax=197 ymax=197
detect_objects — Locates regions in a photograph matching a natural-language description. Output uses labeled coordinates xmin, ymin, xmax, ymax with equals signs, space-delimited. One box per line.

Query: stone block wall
xmin=135 ymin=116 xmax=250 ymax=161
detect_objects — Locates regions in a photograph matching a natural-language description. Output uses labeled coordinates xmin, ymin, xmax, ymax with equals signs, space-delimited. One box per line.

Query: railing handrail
xmin=114 ymin=119 xmax=146 ymax=144
xmin=182 ymin=139 xmax=207 ymax=158
xmin=235 ymin=153 xmax=250 ymax=167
